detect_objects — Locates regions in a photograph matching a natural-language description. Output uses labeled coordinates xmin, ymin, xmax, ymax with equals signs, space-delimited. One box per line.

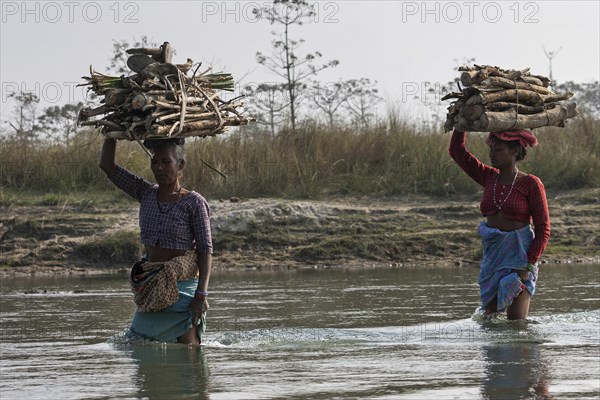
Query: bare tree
xmin=255 ymin=0 xmax=339 ymax=132
xmin=244 ymin=83 xmax=289 ymax=136
xmin=309 ymin=80 xmax=350 ymax=127
xmin=5 ymin=91 xmax=41 ymax=143
xmin=343 ymin=78 xmax=381 ymax=129
xmin=38 ymin=102 xmax=84 ymax=147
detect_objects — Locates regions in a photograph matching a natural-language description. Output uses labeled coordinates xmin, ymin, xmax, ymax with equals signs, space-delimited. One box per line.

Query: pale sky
xmin=1 ymin=0 xmax=599 ymax=123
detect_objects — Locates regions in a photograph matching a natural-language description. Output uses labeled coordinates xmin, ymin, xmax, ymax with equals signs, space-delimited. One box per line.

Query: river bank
xmin=1 ymin=188 xmax=598 ymax=276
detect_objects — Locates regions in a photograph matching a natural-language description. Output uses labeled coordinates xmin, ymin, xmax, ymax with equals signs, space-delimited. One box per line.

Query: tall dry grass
xmin=1 ymin=112 xmax=598 ymax=199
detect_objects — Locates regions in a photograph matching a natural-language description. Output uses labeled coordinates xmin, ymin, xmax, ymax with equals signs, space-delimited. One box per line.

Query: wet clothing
xmin=449 ymin=130 xmax=550 ymax=264
xmin=109 ymin=164 xmax=212 ymax=253
xmin=478 ymin=222 xmax=538 ymax=311
xmin=128 ymin=278 xmax=206 ymax=343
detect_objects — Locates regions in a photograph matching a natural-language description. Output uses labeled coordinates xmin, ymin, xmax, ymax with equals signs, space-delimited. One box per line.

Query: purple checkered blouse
xmin=108 ymin=165 xmax=212 ymax=253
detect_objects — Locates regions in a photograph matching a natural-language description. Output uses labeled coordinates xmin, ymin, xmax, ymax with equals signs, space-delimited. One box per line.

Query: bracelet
xmin=195 ymin=289 xmax=208 ymax=297
xmin=526 ymin=263 xmax=536 ymax=273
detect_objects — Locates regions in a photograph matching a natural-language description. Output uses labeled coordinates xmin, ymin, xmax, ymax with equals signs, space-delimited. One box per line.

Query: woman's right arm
xmin=448 ymin=130 xmax=494 ymax=186
xmin=99 ymin=138 xmax=153 ymax=201
xmin=99 ymin=138 xmax=117 ymax=177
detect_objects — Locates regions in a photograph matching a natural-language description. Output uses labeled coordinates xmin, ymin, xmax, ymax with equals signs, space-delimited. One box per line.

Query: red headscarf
xmin=486 ymin=129 xmax=538 ymax=148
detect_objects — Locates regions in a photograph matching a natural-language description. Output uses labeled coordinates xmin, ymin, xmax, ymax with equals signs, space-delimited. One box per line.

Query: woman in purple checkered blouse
xmin=100 ymin=137 xmax=212 ymax=344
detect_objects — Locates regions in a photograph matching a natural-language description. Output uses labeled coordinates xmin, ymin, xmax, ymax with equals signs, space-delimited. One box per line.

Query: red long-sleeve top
xmin=449 ymin=130 xmax=550 ymax=264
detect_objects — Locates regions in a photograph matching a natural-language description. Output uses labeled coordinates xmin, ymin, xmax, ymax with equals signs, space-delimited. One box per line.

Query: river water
xmin=1 ymin=264 xmax=599 ymax=400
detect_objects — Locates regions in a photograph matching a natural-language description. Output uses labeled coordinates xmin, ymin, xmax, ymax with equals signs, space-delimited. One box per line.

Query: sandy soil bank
xmin=1 ymin=189 xmax=598 ymax=276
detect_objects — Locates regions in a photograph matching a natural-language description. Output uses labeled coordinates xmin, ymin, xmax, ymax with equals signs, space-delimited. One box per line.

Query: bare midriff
xmin=145 ymin=244 xmax=188 ymax=262
xmin=486 ymin=211 xmax=529 ymax=232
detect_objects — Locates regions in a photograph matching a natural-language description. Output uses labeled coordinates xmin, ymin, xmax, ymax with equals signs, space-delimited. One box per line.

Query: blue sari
xmin=478 ymin=222 xmax=539 ymax=311
xmin=128 ymin=279 xmax=206 ymax=343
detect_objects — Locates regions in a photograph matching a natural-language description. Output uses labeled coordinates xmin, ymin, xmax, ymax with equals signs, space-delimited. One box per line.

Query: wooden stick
xmin=485 ymin=102 xmax=551 ymax=114
xmin=150 ymin=116 xmax=250 ymax=135
xmin=161 ymin=42 xmax=173 ymax=64
xmin=104 ymin=90 xmax=130 ymax=106
xmin=479 ymin=76 xmax=553 ymax=95
xmin=126 ymin=47 xmax=163 ymax=60
xmin=131 ymin=93 xmax=149 ymax=110
xmin=459 ymin=65 xmax=550 ymax=87
xmin=196 ymin=86 xmax=223 ymax=133
xmin=466 ymin=90 xmax=573 ymax=106
xmin=475 ymin=102 xmax=578 ymax=131
xmin=461 ymin=105 xmax=484 ymax=121
xmin=80 ymin=120 xmax=123 ymax=131
xmin=78 ymin=105 xmax=109 ymax=121
xmin=175 ymin=70 xmax=188 ymax=136
xmin=520 ymin=76 xmax=544 ymax=87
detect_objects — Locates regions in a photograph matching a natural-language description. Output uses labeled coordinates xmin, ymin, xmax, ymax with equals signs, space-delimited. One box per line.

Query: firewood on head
xmin=444 ymin=64 xmax=577 ymax=132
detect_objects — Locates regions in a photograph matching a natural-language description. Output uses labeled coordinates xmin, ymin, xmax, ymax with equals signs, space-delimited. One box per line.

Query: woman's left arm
xmin=527 ymin=176 xmax=551 ymax=264
xmin=196 ymin=252 xmax=212 ymax=294
xmin=190 ymin=195 xmax=213 ymax=316
xmin=190 ymin=251 xmax=211 ymax=319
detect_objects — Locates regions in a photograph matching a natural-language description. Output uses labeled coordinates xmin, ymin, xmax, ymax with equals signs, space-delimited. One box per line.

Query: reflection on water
xmin=124 ymin=342 xmax=210 ymax=400
xmin=481 ymin=343 xmax=554 ymax=400
xmin=478 ymin=320 xmax=555 ymax=400
xmin=0 ymin=264 xmax=598 ymax=399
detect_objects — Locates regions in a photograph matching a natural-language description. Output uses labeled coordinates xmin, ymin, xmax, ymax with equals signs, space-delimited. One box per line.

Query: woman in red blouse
xmin=449 ymin=129 xmax=550 ymax=319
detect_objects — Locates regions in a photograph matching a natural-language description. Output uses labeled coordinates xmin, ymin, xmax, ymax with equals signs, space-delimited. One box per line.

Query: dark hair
xmin=143 ymin=138 xmax=185 ymax=149
xmin=143 ymin=138 xmax=185 ymax=162
xmin=506 ymin=140 xmax=527 ymax=161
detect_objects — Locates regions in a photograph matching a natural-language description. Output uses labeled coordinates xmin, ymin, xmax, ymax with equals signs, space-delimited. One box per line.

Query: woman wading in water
xmin=100 ymin=137 xmax=212 ymax=344
xmin=449 ymin=129 xmax=550 ymax=319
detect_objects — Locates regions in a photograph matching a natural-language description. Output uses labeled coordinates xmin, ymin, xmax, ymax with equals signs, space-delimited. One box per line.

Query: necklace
xmin=492 ymin=167 xmax=519 ymax=210
xmin=157 ymin=186 xmax=181 ymax=214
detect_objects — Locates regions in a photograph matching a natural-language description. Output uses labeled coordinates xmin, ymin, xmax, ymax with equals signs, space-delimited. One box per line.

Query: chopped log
xmin=466 ymin=89 xmax=573 ymax=106
xmin=441 ymin=91 xmax=464 ymax=101
xmin=476 ymin=102 xmax=577 ymax=131
xmin=460 ymin=65 xmax=527 ymax=86
xmin=104 ymin=89 xmax=131 ymax=106
xmin=480 ymin=76 xmax=552 ymax=95
xmin=460 ymin=70 xmax=480 ymax=86
xmin=462 ymin=105 xmax=484 ymax=121
xmin=520 ymin=76 xmax=544 ymax=87
xmin=530 ymin=74 xmax=551 ymax=87
xmin=127 ymin=55 xmax=155 ymax=73
xmin=126 ymin=46 xmax=164 ymax=61
xmin=457 ymin=115 xmax=470 ymax=127
xmin=80 ymin=119 xmax=124 ymax=131
xmin=131 ymin=93 xmax=149 ymax=110
xmin=486 ymin=102 xmax=550 ymax=114
xmin=446 ymin=65 xmax=574 ymax=132
xmin=97 ymin=116 xmax=254 ymax=140
xmin=459 ymin=65 xmax=550 ymax=88
xmin=151 ymin=117 xmax=248 ymax=135
xmin=79 ymin=41 xmax=252 ymax=141
xmin=161 ymin=42 xmax=173 ymax=64
xmin=446 ymin=99 xmax=465 ymax=116
xmin=125 ymin=42 xmax=172 ymax=63
xmin=444 ymin=118 xmax=455 ymax=132
xmin=78 ymin=105 xmax=109 ymax=121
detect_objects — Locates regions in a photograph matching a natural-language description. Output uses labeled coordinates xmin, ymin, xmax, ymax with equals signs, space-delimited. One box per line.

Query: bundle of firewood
xmin=78 ymin=42 xmax=253 ymax=141
xmin=442 ymin=65 xmax=577 ymax=132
